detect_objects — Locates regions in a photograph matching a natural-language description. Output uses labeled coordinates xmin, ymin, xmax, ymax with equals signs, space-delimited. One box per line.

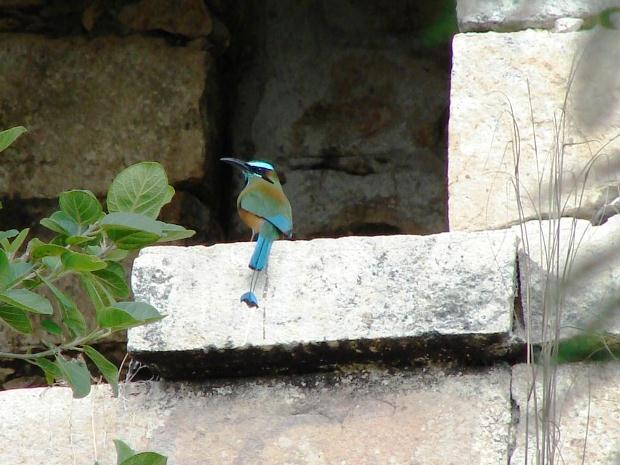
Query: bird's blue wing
xmin=267 ymin=214 xmax=293 ymax=237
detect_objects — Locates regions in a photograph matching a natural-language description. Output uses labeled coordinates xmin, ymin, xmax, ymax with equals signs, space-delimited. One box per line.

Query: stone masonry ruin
xmin=0 ymin=1 xmax=619 ymax=464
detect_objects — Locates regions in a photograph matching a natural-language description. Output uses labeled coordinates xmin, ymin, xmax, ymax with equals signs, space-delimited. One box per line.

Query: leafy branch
xmin=96 ymin=439 xmax=167 ymax=465
xmin=0 ymin=127 xmax=194 ymax=398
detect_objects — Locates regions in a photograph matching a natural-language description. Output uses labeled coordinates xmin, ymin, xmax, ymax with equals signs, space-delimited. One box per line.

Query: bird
xmin=220 ymin=158 xmax=293 ymax=307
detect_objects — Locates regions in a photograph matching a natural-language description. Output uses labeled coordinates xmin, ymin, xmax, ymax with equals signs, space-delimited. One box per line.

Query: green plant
xmin=0 ymin=126 xmax=26 ymax=153
xmin=0 ymin=128 xmax=194 ymax=398
xmin=95 ymin=439 xmax=167 ymax=465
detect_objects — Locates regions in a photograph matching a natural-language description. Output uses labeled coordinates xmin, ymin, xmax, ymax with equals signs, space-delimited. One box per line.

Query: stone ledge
xmin=516 ymin=217 xmax=620 ymax=344
xmin=0 ymin=367 xmax=512 ymax=465
xmin=128 ymin=232 xmax=517 ymax=377
xmin=457 ymin=0 xmax=620 ymax=32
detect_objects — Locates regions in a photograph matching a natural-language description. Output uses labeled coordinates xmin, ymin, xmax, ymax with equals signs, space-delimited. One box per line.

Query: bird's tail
xmin=249 ymin=235 xmax=273 ymax=270
xmin=249 ymin=223 xmax=278 ymax=270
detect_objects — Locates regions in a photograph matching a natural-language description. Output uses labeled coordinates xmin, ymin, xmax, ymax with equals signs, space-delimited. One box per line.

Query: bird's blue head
xmin=220 ymin=158 xmax=279 ymax=184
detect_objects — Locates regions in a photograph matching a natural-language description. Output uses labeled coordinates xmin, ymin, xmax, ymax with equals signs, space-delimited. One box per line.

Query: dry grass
xmin=504 ymin=50 xmax=620 ymax=464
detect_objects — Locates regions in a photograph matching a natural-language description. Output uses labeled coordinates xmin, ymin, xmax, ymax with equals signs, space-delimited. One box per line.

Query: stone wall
xmin=449 ymin=0 xmax=620 ymax=231
xmin=0 ymin=0 xmax=453 ymax=242
xmin=0 ymin=0 xmax=454 ymax=354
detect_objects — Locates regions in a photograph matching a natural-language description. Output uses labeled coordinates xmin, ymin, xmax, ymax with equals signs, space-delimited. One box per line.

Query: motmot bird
xmin=220 ymin=158 xmax=293 ymax=307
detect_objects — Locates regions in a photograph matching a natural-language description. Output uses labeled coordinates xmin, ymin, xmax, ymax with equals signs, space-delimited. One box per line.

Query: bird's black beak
xmin=220 ymin=157 xmax=250 ymax=172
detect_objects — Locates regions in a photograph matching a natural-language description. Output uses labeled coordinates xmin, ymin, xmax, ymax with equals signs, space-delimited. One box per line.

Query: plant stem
xmin=0 ymin=328 xmax=111 ymax=360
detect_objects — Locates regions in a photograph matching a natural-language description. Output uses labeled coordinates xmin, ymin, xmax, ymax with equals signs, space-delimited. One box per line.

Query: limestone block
xmin=511 ymin=362 xmax=620 ymax=465
xmin=231 ymin=0 xmax=449 ymax=238
xmin=118 ymin=0 xmax=212 ymax=38
xmin=515 ymin=217 xmax=620 ymax=343
xmin=0 ymin=367 xmax=512 ymax=465
xmin=449 ymin=29 xmax=620 ymax=231
xmin=457 ymin=0 xmax=620 ymax=32
xmin=0 ymin=34 xmax=210 ymax=198
xmin=128 ymin=232 xmax=517 ymax=376
xmin=0 ymin=0 xmax=42 ymax=7
xmin=553 ymin=17 xmax=585 ymax=32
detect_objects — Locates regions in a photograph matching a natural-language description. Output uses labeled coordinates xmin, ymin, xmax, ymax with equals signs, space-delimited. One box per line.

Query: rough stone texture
xmin=457 ymin=0 xmax=620 ymax=32
xmin=0 ymin=0 xmax=42 ymax=6
xmin=511 ymin=362 xmax=620 ymax=465
xmin=118 ymin=0 xmax=212 ymax=38
xmin=449 ymin=29 xmax=620 ymax=231
xmin=230 ymin=0 xmax=450 ymax=238
xmin=515 ymin=217 xmax=620 ymax=343
xmin=0 ymin=367 xmax=512 ymax=465
xmin=128 ymin=232 xmax=517 ymax=375
xmin=0 ymin=34 xmax=209 ymax=198
xmin=553 ymin=17 xmax=585 ymax=32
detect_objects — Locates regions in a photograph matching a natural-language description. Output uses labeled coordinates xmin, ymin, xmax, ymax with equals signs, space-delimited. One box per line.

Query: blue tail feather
xmin=240 ymin=291 xmax=259 ymax=308
xmin=249 ymin=234 xmax=273 ymax=270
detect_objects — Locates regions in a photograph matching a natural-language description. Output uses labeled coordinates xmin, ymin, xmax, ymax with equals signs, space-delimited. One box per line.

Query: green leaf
xmin=0 ymin=288 xmax=53 ymax=314
xmin=0 ymin=249 xmax=10 ymax=289
xmin=121 ymin=452 xmax=167 ymax=465
xmin=97 ymin=301 xmax=163 ymax=330
xmin=101 ymin=212 xmax=163 ymax=250
xmin=0 ymin=252 xmax=33 ymax=290
xmin=163 ymin=185 xmax=175 ymax=205
xmin=66 ymin=235 xmax=95 ymax=246
xmin=41 ymin=318 xmax=62 ymax=335
xmin=40 ymin=275 xmax=87 ymax=337
xmin=84 ymin=345 xmax=119 ymax=397
xmin=34 ymin=358 xmax=62 ymax=384
xmin=29 ymin=238 xmax=67 ymax=259
xmin=105 ymin=248 xmax=129 ymax=262
xmin=61 ymin=250 xmax=107 ymax=272
xmin=80 ymin=274 xmax=110 ymax=310
xmin=41 ymin=256 xmax=62 ymax=272
xmin=8 ymin=261 xmax=33 ymax=287
xmin=0 ymin=304 xmax=32 ymax=333
xmin=91 ymin=264 xmax=130 ymax=299
xmin=107 ymin=230 xmax=161 ymax=250
xmin=40 ymin=211 xmax=79 ymax=236
xmin=101 ymin=212 xmax=163 ymax=234
xmin=114 ymin=440 xmax=137 ymax=463
xmin=55 ymin=355 xmax=91 ymax=399
xmin=0 ymin=126 xmax=26 ymax=153
xmin=6 ymin=228 xmax=29 ymax=255
xmin=59 ymin=190 xmax=103 ymax=228
xmin=156 ymin=222 xmax=195 ymax=243
xmin=0 ymin=230 xmax=19 ymax=241
xmin=21 ymin=277 xmax=41 ymax=289
xmin=107 ymin=162 xmax=172 ymax=219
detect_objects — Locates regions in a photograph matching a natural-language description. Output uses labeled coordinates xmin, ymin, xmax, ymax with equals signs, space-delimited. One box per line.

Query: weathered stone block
xmin=0 ymin=34 xmax=210 ymax=198
xmin=0 ymin=367 xmax=512 ymax=465
xmin=449 ymin=29 xmax=620 ymax=231
xmin=511 ymin=362 xmax=620 ymax=465
xmin=231 ymin=0 xmax=449 ymax=238
xmin=128 ymin=232 xmax=517 ymax=376
xmin=118 ymin=0 xmax=212 ymax=38
xmin=457 ymin=0 xmax=620 ymax=32
xmin=515 ymin=217 xmax=620 ymax=343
